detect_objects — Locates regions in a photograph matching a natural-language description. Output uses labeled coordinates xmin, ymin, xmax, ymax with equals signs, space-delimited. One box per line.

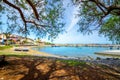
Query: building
xmin=0 ymin=33 xmax=35 ymax=45
xmin=0 ymin=34 xmax=7 ymax=44
xmin=0 ymin=33 xmax=47 ymax=45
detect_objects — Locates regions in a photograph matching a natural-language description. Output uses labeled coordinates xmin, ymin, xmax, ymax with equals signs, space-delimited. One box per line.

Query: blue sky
xmin=42 ymin=0 xmax=112 ymax=44
xmin=50 ymin=30 xmax=111 ymax=44
xmin=43 ymin=25 xmax=111 ymax=44
xmin=0 ymin=0 xmax=112 ymax=44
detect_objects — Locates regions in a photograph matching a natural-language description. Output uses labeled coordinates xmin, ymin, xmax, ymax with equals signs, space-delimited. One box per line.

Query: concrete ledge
xmin=95 ymin=50 xmax=120 ymax=56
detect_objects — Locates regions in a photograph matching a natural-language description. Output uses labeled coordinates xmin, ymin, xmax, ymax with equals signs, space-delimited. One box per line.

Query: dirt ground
xmin=0 ymin=56 xmax=120 ymax=80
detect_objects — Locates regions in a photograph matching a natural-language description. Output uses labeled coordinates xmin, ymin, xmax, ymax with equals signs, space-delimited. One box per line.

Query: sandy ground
xmin=12 ymin=46 xmax=61 ymax=58
xmin=0 ymin=57 xmax=120 ymax=80
xmin=0 ymin=46 xmax=59 ymax=58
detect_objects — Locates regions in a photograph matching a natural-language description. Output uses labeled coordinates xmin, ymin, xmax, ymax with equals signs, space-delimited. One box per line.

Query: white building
xmin=0 ymin=34 xmax=6 ymax=43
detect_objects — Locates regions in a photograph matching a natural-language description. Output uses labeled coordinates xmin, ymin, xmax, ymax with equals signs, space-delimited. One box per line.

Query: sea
xmin=33 ymin=46 xmax=118 ymax=59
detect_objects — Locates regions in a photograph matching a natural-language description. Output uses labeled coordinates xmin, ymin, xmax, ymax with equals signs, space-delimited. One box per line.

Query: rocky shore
xmin=85 ymin=58 xmax=120 ymax=68
xmin=40 ymin=56 xmax=120 ymax=69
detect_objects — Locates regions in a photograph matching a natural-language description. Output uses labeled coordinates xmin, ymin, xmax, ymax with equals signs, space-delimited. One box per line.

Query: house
xmin=9 ymin=34 xmax=21 ymax=44
xmin=20 ymin=38 xmax=35 ymax=45
xmin=0 ymin=33 xmax=20 ymax=44
xmin=0 ymin=33 xmax=25 ymax=44
xmin=0 ymin=33 xmax=40 ymax=45
xmin=9 ymin=35 xmax=35 ymax=45
xmin=0 ymin=34 xmax=7 ymax=44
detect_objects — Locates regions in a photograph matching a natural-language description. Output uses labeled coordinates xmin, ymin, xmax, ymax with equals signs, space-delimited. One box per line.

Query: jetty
xmin=52 ymin=44 xmax=120 ymax=48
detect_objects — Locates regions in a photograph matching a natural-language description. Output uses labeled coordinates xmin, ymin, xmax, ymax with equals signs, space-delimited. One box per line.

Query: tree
xmin=99 ymin=15 xmax=120 ymax=44
xmin=1 ymin=0 xmax=120 ymax=43
xmin=73 ymin=0 xmax=120 ymax=43
xmin=2 ymin=32 xmax=11 ymax=45
xmin=0 ymin=0 xmax=65 ymax=40
xmin=36 ymin=37 xmax=41 ymax=43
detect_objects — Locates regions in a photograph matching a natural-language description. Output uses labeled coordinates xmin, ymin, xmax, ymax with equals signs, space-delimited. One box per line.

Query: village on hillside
xmin=0 ymin=33 xmax=47 ymax=46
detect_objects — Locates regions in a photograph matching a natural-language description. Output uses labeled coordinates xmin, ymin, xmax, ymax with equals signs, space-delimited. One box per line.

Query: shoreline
xmin=14 ymin=46 xmax=60 ymax=57
xmin=24 ymin=46 xmax=120 ymax=60
xmin=1 ymin=46 xmax=120 ymax=68
xmin=1 ymin=46 xmax=120 ymax=60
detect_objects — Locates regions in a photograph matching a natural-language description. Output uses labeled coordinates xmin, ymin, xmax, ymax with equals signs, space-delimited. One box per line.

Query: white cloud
xmin=67 ymin=6 xmax=79 ymax=31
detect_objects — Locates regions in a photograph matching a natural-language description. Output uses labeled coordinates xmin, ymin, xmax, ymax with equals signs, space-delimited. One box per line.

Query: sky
xmin=44 ymin=28 xmax=111 ymax=44
xmin=0 ymin=0 xmax=112 ymax=44
xmin=42 ymin=0 xmax=112 ymax=44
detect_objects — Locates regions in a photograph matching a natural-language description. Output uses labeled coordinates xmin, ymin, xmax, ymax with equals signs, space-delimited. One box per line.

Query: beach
xmin=0 ymin=46 xmax=120 ymax=80
xmin=7 ymin=46 xmax=120 ymax=67
xmin=0 ymin=46 xmax=60 ymax=57
xmin=25 ymin=46 xmax=60 ymax=57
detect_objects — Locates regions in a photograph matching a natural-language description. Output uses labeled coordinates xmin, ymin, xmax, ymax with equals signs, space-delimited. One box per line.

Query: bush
xmin=59 ymin=60 xmax=86 ymax=66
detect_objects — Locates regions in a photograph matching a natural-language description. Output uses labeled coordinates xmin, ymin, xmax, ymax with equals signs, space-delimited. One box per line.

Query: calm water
xmin=33 ymin=46 xmax=115 ymax=59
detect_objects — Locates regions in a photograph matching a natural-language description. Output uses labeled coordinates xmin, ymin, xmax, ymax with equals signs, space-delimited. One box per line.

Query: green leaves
xmin=74 ymin=0 xmax=120 ymax=43
xmin=19 ymin=3 xmax=28 ymax=10
xmin=1 ymin=0 xmax=65 ymax=40
xmin=38 ymin=0 xmax=65 ymax=40
xmin=100 ymin=15 xmax=120 ymax=44
xmin=16 ymin=0 xmax=28 ymax=10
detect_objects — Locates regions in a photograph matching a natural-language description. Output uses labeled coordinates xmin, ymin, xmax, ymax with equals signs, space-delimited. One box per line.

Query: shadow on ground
xmin=0 ymin=57 xmax=120 ymax=80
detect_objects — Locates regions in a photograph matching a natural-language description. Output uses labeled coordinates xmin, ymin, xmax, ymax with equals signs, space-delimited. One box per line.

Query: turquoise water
xmin=33 ymin=46 xmax=114 ymax=59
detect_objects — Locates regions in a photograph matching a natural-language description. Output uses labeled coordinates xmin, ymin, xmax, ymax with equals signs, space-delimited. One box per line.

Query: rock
xmin=96 ymin=57 xmax=101 ymax=60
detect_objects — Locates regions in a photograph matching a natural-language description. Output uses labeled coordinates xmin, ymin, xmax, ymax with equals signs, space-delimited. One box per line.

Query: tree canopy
xmin=0 ymin=0 xmax=120 ymax=43
xmin=0 ymin=0 xmax=64 ymax=39
xmin=73 ymin=0 xmax=120 ymax=43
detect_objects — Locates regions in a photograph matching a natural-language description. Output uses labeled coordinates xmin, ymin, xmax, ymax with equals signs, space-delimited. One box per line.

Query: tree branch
xmin=26 ymin=0 xmax=39 ymax=20
xmin=89 ymin=0 xmax=120 ymax=21
xmin=101 ymin=5 xmax=120 ymax=19
xmin=107 ymin=5 xmax=120 ymax=15
xmin=26 ymin=20 xmax=49 ymax=28
xmin=3 ymin=0 xmax=27 ymax=31
xmin=3 ymin=0 xmax=43 ymax=31
xmin=93 ymin=0 xmax=107 ymax=14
